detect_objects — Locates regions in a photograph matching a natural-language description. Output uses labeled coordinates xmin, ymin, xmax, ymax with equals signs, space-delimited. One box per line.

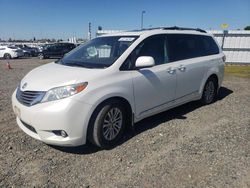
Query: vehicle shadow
xmin=51 ymin=143 xmax=100 ymax=155
xmin=50 ymin=86 xmax=233 ymax=154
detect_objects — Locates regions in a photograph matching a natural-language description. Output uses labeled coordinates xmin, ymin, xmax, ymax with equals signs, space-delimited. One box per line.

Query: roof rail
xmin=130 ymin=26 xmax=207 ymax=33
xmin=161 ymin=26 xmax=207 ymax=33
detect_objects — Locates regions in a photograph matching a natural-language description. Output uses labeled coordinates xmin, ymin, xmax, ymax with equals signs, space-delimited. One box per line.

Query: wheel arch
xmin=86 ymin=96 xmax=134 ymax=142
xmin=200 ymin=73 xmax=219 ymax=95
xmin=4 ymin=53 xmax=11 ymax=59
xmin=208 ymin=74 xmax=219 ymax=89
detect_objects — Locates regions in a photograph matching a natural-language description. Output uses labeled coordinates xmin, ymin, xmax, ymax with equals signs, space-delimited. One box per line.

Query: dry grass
xmin=225 ymin=65 xmax=250 ymax=78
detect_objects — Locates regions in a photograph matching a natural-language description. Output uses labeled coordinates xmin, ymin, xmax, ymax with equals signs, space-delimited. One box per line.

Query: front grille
xmin=21 ymin=120 xmax=37 ymax=134
xmin=16 ymin=87 xmax=45 ymax=106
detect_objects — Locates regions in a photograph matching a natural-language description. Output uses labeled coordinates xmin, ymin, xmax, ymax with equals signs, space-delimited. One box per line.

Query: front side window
xmin=136 ymin=35 xmax=166 ymax=65
xmin=58 ymin=36 xmax=138 ymax=69
xmin=121 ymin=35 xmax=167 ymax=70
xmin=66 ymin=44 xmax=75 ymax=50
xmin=56 ymin=44 xmax=64 ymax=50
xmin=43 ymin=44 xmax=52 ymax=50
xmin=48 ymin=45 xmax=57 ymax=51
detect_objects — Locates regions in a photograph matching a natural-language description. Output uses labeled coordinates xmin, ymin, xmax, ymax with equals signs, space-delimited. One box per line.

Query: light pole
xmin=141 ymin=10 xmax=146 ymax=29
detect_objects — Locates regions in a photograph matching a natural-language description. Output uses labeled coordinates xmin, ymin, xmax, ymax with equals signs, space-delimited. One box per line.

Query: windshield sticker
xmin=118 ymin=37 xmax=135 ymax=42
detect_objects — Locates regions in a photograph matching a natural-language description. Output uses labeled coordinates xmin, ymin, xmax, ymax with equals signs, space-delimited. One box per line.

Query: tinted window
xmin=48 ymin=44 xmax=59 ymax=51
xmin=137 ymin=35 xmax=166 ymax=65
xmin=69 ymin=44 xmax=76 ymax=49
xmin=121 ymin=35 xmax=166 ymax=70
xmin=66 ymin=43 xmax=75 ymax=50
xmin=60 ymin=43 xmax=67 ymax=48
xmin=198 ymin=36 xmax=219 ymax=56
xmin=167 ymin=34 xmax=219 ymax=62
xmin=58 ymin=44 xmax=66 ymax=50
xmin=167 ymin=34 xmax=201 ymax=62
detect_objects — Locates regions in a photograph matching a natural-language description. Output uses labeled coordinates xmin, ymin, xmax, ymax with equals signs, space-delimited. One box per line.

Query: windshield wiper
xmin=64 ymin=62 xmax=86 ymax=68
xmin=59 ymin=59 xmax=107 ymax=69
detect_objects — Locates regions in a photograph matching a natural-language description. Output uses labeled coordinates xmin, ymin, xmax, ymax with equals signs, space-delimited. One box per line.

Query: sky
xmin=0 ymin=0 xmax=249 ymax=40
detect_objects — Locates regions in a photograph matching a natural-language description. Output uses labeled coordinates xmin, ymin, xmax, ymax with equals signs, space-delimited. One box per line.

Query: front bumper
xmin=12 ymin=90 xmax=94 ymax=146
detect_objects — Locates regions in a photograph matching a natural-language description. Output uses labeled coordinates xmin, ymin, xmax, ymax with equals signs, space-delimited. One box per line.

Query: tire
xmin=88 ymin=100 xmax=127 ymax=149
xmin=201 ymin=77 xmax=217 ymax=105
xmin=38 ymin=53 xmax=44 ymax=59
xmin=4 ymin=53 xmax=11 ymax=59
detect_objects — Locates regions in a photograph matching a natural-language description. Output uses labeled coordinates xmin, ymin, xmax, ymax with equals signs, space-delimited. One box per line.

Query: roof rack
xmin=161 ymin=26 xmax=207 ymax=33
xmin=132 ymin=26 xmax=207 ymax=33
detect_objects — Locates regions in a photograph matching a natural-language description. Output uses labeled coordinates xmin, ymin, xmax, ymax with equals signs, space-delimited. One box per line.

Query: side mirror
xmin=135 ymin=56 xmax=155 ymax=69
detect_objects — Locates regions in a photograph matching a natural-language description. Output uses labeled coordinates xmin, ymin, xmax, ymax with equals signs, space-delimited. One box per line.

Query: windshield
xmin=8 ymin=46 xmax=18 ymax=49
xmin=58 ymin=36 xmax=138 ymax=68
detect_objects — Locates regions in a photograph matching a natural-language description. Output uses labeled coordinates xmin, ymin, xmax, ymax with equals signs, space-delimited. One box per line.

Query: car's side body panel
xmin=131 ymin=63 xmax=177 ymax=120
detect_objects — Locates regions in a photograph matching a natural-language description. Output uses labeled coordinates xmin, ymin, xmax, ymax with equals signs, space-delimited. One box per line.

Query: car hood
xmin=20 ymin=62 xmax=103 ymax=91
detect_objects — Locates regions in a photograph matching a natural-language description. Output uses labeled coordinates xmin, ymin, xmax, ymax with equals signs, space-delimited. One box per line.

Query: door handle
xmin=178 ymin=65 xmax=186 ymax=71
xmin=167 ymin=68 xmax=176 ymax=74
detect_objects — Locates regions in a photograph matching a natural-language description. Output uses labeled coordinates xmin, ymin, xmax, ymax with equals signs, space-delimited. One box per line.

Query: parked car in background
xmin=14 ymin=44 xmax=38 ymax=57
xmin=36 ymin=44 xmax=51 ymax=53
xmin=12 ymin=27 xmax=225 ymax=148
xmin=37 ymin=43 xmax=76 ymax=59
xmin=0 ymin=46 xmax=24 ymax=59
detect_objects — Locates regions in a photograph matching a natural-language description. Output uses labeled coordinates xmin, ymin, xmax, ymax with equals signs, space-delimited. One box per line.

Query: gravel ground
xmin=0 ymin=58 xmax=249 ymax=188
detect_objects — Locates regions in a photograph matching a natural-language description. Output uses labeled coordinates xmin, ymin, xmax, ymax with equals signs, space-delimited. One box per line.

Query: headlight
xmin=41 ymin=82 xmax=88 ymax=103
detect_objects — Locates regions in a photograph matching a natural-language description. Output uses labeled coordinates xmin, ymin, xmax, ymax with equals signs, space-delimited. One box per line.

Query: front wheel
xmin=4 ymin=53 xmax=11 ymax=59
xmin=201 ymin=77 xmax=217 ymax=105
xmin=88 ymin=101 xmax=127 ymax=149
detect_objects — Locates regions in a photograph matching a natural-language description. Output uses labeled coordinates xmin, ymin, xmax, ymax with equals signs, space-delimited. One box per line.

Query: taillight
xmin=222 ymin=55 xmax=226 ymax=62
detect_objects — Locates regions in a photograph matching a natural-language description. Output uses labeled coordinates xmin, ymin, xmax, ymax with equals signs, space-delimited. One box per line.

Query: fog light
xmin=60 ymin=130 xmax=68 ymax=138
xmin=52 ymin=130 xmax=68 ymax=138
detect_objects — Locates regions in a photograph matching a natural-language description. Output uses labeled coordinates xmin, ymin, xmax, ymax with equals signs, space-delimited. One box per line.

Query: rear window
xmin=167 ymin=34 xmax=219 ymax=62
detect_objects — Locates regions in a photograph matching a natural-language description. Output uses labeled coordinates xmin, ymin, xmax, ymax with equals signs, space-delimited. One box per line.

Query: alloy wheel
xmin=102 ymin=107 xmax=123 ymax=141
xmin=204 ymin=81 xmax=215 ymax=103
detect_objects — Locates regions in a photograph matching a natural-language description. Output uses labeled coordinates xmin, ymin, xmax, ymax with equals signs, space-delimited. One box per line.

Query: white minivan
xmin=12 ymin=27 xmax=225 ymax=148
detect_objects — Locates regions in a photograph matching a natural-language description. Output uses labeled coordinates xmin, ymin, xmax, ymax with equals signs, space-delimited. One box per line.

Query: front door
xmin=130 ymin=35 xmax=177 ymax=119
xmin=133 ymin=64 xmax=177 ymax=119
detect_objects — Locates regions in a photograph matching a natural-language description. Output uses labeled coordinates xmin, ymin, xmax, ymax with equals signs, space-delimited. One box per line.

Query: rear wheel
xmin=38 ymin=53 xmax=44 ymax=59
xmin=88 ymin=100 xmax=127 ymax=149
xmin=4 ymin=53 xmax=11 ymax=59
xmin=201 ymin=77 xmax=217 ymax=105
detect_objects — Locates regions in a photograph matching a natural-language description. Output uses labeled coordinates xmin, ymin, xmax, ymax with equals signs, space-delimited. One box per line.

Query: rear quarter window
xmin=198 ymin=36 xmax=219 ymax=56
xmin=167 ymin=34 xmax=219 ymax=62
